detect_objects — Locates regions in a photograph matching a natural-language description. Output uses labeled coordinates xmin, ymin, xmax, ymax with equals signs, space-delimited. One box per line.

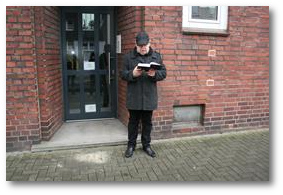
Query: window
xmin=173 ymin=105 xmax=205 ymax=129
xmin=182 ymin=6 xmax=229 ymax=35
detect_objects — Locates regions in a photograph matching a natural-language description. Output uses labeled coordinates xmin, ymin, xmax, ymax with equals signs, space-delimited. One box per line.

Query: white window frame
xmin=182 ymin=6 xmax=229 ymax=35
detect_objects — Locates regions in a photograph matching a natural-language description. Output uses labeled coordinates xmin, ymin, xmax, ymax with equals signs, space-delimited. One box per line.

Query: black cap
xmin=136 ymin=31 xmax=149 ymax=46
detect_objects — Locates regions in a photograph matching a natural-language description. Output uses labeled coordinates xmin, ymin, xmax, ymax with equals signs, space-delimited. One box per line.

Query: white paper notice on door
xmin=85 ymin=104 xmax=96 ymax=112
xmin=84 ymin=61 xmax=95 ymax=70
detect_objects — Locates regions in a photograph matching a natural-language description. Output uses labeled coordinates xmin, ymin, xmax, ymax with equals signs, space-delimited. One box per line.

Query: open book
xmin=137 ymin=62 xmax=161 ymax=71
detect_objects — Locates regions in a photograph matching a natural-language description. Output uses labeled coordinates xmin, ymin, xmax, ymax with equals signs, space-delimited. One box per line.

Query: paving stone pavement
xmin=6 ymin=129 xmax=269 ymax=181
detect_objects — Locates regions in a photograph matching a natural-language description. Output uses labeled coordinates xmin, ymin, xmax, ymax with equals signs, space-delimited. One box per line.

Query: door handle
xmin=108 ymin=52 xmax=111 ymax=84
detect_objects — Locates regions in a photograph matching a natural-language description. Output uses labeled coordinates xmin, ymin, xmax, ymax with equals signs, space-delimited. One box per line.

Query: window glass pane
xmin=99 ymin=14 xmax=111 ymax=112
xmin=68 ymin=75 xmax=80 ymax=114
xmin=84 ymin=75 xmax=96 ymax=113
xmin=100 ymin=75 xmax=110 ymax=110
xmin=82 ymin=13 xmax=96 ymax=70
xmin=84 ymin=75 xmax=96 ymax=100
xmin=66 ymin=13 xmax=77 ymax=31
xmin=173 ymin=105 xmax=205 ymax=127
xmin=191 ymin=6 xmax=218 ymax=20
xmin=82 ymin=13 xmax=95 ymax=31
xmin=66 ymin=13 xmax=79 ymax=70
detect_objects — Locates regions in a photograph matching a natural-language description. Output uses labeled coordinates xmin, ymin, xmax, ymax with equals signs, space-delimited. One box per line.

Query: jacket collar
xmin=131 ymin=47 xmax=157 ymax=59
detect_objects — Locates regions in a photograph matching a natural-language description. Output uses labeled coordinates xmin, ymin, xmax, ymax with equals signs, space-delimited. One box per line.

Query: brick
xmin=6 ymin=6 xmax=63 ymax=152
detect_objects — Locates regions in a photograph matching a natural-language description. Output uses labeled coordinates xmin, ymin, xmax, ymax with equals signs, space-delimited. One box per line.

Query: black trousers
xmin=127 ymin=110 xmax=153 ymax=148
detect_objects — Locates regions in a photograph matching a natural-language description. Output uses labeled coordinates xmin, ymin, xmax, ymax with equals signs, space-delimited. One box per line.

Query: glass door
xmin=61 ymin=7 xmax=116 ymax=120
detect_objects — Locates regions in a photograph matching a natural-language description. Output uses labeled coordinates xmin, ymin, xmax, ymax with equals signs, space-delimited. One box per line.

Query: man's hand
xmin=133 ymin=66 xmax=142 ymax=78
xmin=147 ymin=68 xmax=156 ymax=77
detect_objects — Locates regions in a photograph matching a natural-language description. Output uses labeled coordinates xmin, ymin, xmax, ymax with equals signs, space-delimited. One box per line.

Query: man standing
xmin=120 ymin=31 xmax=167 ymax=158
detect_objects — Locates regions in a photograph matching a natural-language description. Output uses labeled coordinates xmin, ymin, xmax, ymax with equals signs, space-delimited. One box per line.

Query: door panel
xmin=61 ymin=7 xmax=116 ymax=120
xmin=99 ymin=13 xmax=111 ymax=113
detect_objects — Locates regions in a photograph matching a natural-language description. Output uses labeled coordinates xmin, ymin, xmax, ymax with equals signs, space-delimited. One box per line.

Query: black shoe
xmin=125 ymin=146 xmax=135 ymax=158
xmin=143 ymin=146 xmax=156 ymax=158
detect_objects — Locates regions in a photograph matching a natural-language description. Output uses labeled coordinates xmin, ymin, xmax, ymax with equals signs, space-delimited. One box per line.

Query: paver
xmin=6 ymin=129 xmax=269 ymax=181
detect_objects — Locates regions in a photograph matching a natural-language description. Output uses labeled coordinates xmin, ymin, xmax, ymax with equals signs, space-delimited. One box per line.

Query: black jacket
xmin=120 ymin=47 xmax=167 ymax=110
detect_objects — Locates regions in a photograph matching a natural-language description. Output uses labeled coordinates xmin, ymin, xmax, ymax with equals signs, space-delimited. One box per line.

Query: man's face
xmin=136 ymin=43 xmax=150 ymax=55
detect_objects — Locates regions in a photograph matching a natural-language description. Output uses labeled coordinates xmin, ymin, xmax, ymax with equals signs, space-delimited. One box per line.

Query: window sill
xmin=172 ymin=122 xmax=205 ymax=134
xmin=172 ymin=121 xmax=203 ymax=130
xmin=182 ymin=27 xmax=230 ymax=36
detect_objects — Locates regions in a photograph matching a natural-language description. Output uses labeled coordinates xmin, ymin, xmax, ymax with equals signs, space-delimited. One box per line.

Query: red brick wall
xmin=117 ymin=6 xmax=144 ymax=125
xmin=34 ymin=7 xmax=63 ymax=140
xmin=117 ymin=6 xmax=269 ymax=138
xmin=6 ymin=6 xmax=63 ymax=151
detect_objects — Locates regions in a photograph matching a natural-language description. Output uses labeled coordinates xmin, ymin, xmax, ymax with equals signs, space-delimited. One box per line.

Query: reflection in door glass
xmin=66 ymin=48 xmax=79 ymax=70
xmin=68 ymin=75 xmax=80 ymax=114
xmin=82 ymin=13 xmax=95 ymax=31
xmin=84 ymin=75 xmax=96 ymax=103
xmin=66 ymin=13 xmax=76 ymax=31
xmin=100 ymin=75 xmax=110 ymax=111
xmin=84 ymin=75 xmax=96 ymax=112
xmin=66 ymin=13 xmax=79 ymax=70
xmin=82 ymin=13 xmax=95 ymax=71
xmin=99 ymin=14 xmax=111 ymax=112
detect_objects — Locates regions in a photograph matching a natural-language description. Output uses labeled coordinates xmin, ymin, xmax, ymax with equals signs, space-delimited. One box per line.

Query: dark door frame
xmin=60 ymin=6 xmax=117 ymax=121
